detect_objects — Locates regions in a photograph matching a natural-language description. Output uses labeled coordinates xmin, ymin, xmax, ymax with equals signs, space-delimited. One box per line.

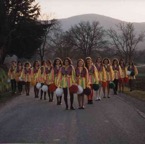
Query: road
xmin=0 ymin=90 xmax=145 ymax=144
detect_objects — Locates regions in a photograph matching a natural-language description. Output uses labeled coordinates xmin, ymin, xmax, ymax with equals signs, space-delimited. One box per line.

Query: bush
xmin=0 ymin=68 xmax=11 ymax=94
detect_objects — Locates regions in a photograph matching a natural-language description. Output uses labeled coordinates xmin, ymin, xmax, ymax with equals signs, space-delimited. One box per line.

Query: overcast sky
xmin=36 ymin=0 xmax=145 ymax=22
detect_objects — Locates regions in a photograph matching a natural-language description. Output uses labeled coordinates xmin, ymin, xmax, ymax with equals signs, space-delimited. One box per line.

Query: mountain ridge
xmin=59 ymin=14 xmax=145 ymax=50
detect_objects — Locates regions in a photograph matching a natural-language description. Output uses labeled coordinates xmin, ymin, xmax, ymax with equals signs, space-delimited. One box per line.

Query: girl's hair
xmin=63 ymin=57 xmax=72 ymax=65
xmin=96 ymin=57 xmax=103 ymax=64
xmin=24 ymin=62 xmax=31 ymax=67
xmin=77 ymin=59 xmax=85 ymax=67
xmin=85 ymin=57 xmax=93 ymax=68
xmin=33 ymin=60 xmax=40 ymax=68
xmin=102 ymin=58 xmax=110 ymax=64
xmin=112 ymin=58 xmax=119 ymax=66
xmin=53 ymin=58 xmax=63 ymax=67
xmin=119 ymin=59 xmax=126 ymax=67
xmin=41 ymin=60 xmax=46 ymax=66
xmin=17 ymin=61 xmax=23 ymax=67
xmin=47 ymin=59 xmax=53 ymax=67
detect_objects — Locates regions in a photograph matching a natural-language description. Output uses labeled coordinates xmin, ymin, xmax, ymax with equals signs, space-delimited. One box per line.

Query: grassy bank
xmin=124 ymin=87 xmax=145 ymax=101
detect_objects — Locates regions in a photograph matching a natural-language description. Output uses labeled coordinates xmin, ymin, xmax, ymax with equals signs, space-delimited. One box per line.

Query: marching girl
xmin=8 ymin=61 xmax=17 ymax=94
xmin=37 ymin=60 xmax=47 ymax=100
xmin=31 ymin=61 xmax=40 ymax=98
xmin=46 ymin=60 xmax=54 ymax=102
xmin=21 ymin=62 xmax=32 ymax=96
xmin=57 ymin=57 xmax=76 ymax=110
xmin=112 ymin=58 xmax=122 ymax=95
xmin=85 ymin=57 xmax=99 ymax=104
xmin=53 ymin=58 xmax=63 ymax=105
xmin=103 ymin=58 xmax=114 ymax=98
xmin=119 ymin=59 xmax=128 ymax=93
xmin=127 ymin=61 xmax=138 ymax=91
xmin=15 ymin=61 xmax=23 ymax=94
xmin=75 ymin=59 xmax=89 ymax=109
xmin=95 ymin=57 xmax=107 ymax=101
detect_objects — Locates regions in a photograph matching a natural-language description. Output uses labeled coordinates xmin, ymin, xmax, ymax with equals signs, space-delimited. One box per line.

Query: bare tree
xmin=107 ymin=22 xmax=144 ymax=62
xmin=38 ymin=14 xmax=57 ymax=61
xmin=43 ymin=21 xmax=77 ymax=59
xmin=64 ymin=21 xmax=107 ymax=58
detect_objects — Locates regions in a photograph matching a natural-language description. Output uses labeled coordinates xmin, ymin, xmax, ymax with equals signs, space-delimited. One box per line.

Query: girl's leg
xmin=44 ymin=92 xmax=46 ymax=100
xmin=13 ymin=79 xmax=16 ymax=94
xmin=88 ymin=88 xmax=93 ymax=104
xmin=11 ymin=79 xmax=16 ymax=94
xmin=107 ymin=86 xmax=110 ymax=98
xmin=51 ymin=92 xmax=54 ymax=101
xmin=34 ymin=86 xmax=36 ymax=97
xmin=113 ymin=79 xmax=118 ymax=95
xmin=18 ymin=82 xmax=20 ymax=93
xmin=103 ymin=86 xmax=106 ymax=98
xmin=95 ymin=90 xmax=99 ymax=101
xmin=63 ymin=88 xmax=68 ymax=109
xmin=59 ymin=96 xmax=62 ymax=104
xmin=115 ymin=79 xmax=119 ymax=94
xmin=81 ymin=94 xmax=85 ymax=109
xmin=48 ymin=86 xmax=51 ymax=102
xmin=119 ymin=81 xmax=122 ymax=93
xmin=27 ymin=82 xmax=30 ymax=95
xmin=78 ymin=95 xmax=81 ymax=108
xmin=25 ymin=82 xmax=28 ymax=95
xmin=20 ymin=82 xmax=23 ymax=93
xmin=122 ymin=82 xmax=125 ymax=92
xmin=70 ymin=93 xmax=75 ymax=110
xmin=99 ymin=87 xmax=102 ymax=100
xmin=40 ymin=90 xmax=43 ymax=100
xmin=56 ymin=96 xmax=59 ymax=105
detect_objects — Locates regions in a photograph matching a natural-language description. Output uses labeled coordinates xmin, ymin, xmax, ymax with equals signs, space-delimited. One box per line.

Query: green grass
xmin=0 ymin=68 xmax=11 ymax=94
xmin=138 ymin=73 xmax=145 ymax=77
xmin=124 ymin=87 xmax=145 ymax=101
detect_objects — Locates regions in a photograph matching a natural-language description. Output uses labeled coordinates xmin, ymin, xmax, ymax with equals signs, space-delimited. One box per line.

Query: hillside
xmin=59 ymin=14 xmax=145 ymax=50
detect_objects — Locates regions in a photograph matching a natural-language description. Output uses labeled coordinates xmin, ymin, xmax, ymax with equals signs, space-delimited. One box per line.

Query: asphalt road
xmin=0 ymin=90 xmax=145 ymax=144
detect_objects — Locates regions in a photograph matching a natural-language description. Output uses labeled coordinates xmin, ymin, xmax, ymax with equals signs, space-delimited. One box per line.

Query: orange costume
xmin=8 ymin=66 xmax=16 ymax=80
xmin=127 ymin=65 xmax=138 ymax=80
xmin=31 ymin=67 xmax=39 ymax=86
xmin=87 ymin=64 xmax=99 ymax=102
xmin=120 ymin=65 xmax=128 ymax=82
xmin=37 ymin=66 xmax=47 ymax=84
xmin=15 ymin=67 xmax=23 ymax=82
xmin=112 ymin=65 xmax=122 ymax=80
xmin=21 ymin=67 xmax=32 ymax=82
xmin=95 ymin=63 xmax=107 ymax=87
xmin=75 ymin=67 xmax=89 ymax=89
xmin=104 ymin=64 xmax=114 ymax=84
xmin=45 ymin=66 xmax=54 ymax=85
xmin=57 ymin=65 xmax=76 ymax=88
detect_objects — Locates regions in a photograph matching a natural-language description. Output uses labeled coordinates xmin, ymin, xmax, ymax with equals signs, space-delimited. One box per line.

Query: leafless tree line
xmin=38 ymin=20 xmax=145 ymax=63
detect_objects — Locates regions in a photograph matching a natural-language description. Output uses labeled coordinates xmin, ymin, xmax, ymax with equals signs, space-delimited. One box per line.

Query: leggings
xmin=18 ymin=81 xmax=23 ymax=93
xmin=11 ymin=79 xmax=16 ymax=93
xmin=88 ymin=88 xmax=93 ymax=101
xmin=34 ymin=85 xmax=39 ymax=98
xmin=113 ymin=79 xmax=119 ymax=94
xmin=63 ymin=88 xmax=74 ymax=108
xmin=40 ymin=83 xmax=46 ymax=100
xmin=48 ymin=85 xmax=54 ymax=101
xmin=25 ymin=82 xmax=30 ymax=95
xmin=56 ymin=96 xmax=62 ymax=104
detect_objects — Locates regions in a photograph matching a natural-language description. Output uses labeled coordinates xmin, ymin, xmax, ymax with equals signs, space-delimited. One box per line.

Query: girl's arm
xmin=110 ymin=66 xmax=114 ymax=81
xmin=94 ymin=66 xmax=99 ymax=84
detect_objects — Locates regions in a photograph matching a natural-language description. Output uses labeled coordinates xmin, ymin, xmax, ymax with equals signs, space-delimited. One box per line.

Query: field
xmin=134 ymin=66 xmax=145 ymax=91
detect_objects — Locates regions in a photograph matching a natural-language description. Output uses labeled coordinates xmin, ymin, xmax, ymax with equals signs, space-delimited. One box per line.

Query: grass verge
xmin=124 ymin=87 xmax=145 ymax=101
